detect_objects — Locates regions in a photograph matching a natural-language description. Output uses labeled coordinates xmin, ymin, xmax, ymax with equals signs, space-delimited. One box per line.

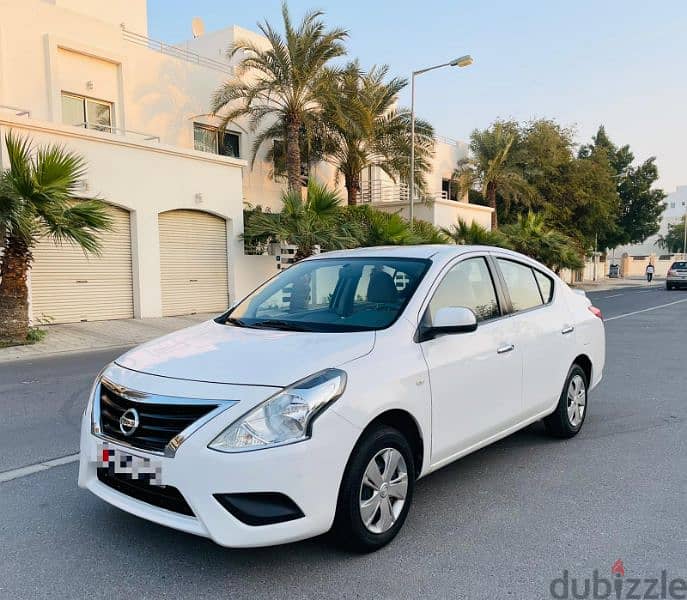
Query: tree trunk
xmin=487 ymin=181 xmax=498 ymax=229
xmin=345 ymin=172 xmax=360 ymax=206
xmin=0 ymin=235 xmax=32 ymax=342
xmin=285 ymin=118 xmax=302 ymax=193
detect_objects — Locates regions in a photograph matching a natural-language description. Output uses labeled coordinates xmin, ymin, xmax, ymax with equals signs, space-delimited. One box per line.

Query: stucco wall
xmin=0 ymin=116 xmax=245 ymax=318
xmin=375 ymin=199 xmax=493 ymax=231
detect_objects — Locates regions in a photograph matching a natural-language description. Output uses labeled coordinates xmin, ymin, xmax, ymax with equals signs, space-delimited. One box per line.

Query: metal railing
xmin=434 ymin=134 xmax=461 ymax=146
xmin=121 ymin=28 xmax=233 ymax=75
xmin=0 ymin=104 xmax=31 ymax=117
xmin=70 ymin=122 xmax=160 ymax=142
xmin=360 ymin=180 xmax=449 ymax=204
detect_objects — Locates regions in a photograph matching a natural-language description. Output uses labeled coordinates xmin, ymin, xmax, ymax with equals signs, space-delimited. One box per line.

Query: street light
xmin=409 ymin=55 xmax=473 ymax=222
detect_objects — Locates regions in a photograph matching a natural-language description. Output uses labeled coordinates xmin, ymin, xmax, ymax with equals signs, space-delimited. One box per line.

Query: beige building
xmin=0 ymin=0 xmax=491 ymax=324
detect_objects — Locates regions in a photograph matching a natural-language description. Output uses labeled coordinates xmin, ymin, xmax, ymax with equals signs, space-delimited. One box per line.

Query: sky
xmin=147 ymin=0 xmax=687 ymax=193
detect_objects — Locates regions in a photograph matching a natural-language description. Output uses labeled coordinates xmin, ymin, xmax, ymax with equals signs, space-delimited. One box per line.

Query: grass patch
xmin=0 ymin=325 xmax=49 ymax=348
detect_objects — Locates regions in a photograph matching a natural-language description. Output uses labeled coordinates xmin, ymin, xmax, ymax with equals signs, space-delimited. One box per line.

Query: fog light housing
xmin=214 ymin=492 xmax=305 ymax=526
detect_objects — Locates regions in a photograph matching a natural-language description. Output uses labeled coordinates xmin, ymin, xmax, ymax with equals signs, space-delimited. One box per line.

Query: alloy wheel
xmin=567 ymin=374 xmax=587 ymax=427
xmin=359 ymin=448 xmax=408 ymax=534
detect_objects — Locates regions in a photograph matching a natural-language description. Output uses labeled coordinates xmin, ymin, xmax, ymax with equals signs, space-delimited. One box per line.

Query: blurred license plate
xmin=97 ymin=443 xmax=164 ymax=486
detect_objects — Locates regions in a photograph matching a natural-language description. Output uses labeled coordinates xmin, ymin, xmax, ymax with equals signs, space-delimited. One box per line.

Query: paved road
xmin=1 ymin=287 xmax=686 ymax=599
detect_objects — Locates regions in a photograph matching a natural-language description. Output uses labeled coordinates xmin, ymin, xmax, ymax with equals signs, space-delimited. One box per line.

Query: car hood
xmin=115 ymin=320 xmax=375 ymax=387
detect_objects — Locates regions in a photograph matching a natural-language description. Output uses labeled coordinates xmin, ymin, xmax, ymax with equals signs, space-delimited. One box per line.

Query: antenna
xmin=191 ymin=17 xmax=205 ymax=38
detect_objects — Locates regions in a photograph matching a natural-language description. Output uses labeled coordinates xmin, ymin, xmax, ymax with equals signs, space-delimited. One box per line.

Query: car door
xmin=419 ymin=255 xmax=523 ymax=466
xmin=494 ymin=258 xmax=577 ymax=418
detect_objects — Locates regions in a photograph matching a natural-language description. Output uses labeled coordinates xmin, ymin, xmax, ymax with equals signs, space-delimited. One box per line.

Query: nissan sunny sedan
xmin=79 ymin=245 xmax=605 ymax=552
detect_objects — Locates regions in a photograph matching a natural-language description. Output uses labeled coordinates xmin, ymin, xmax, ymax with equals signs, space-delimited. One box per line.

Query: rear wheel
xmin=544 ymin=364 xmax=588 ymax=439
xmin=332 ymin=426 xmax=415 ymax=552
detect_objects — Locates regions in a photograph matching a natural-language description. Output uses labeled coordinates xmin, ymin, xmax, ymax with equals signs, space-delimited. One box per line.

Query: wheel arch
xmin=358 ymin=409 xmax=425 ymax=478
xmin=573 ymin=353 xmax=593 ymax=386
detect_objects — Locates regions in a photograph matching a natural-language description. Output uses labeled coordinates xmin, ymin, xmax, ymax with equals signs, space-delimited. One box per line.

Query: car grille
xmin=98 ymin=381 xmax=218 ymax=453
xmin=97 ymin=469 xmax=194 ymax=516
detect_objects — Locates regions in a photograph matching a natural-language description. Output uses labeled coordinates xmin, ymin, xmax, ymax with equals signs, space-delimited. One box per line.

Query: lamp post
xmin=409 ymin=55 xmax=473 ymax=223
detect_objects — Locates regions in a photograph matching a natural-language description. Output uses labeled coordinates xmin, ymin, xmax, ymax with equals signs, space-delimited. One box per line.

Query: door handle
xmin=497 ymin=344 xmax=515 ymax=354
xmin=561 ymin=325 xmax=575 ymax=335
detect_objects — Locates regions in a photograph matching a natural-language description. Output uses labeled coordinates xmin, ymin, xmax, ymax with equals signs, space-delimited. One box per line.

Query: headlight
xmin=208 ymin=368 xmax=347 ymax=452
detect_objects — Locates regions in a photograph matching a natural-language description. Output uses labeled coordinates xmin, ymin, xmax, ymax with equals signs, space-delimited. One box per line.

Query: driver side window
xmin=428 ymin=257 xmax=500 ymax=323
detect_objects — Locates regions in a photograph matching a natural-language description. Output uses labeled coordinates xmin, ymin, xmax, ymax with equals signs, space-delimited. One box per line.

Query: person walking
xmin=646 ymin=262 xmax=655 ymax=283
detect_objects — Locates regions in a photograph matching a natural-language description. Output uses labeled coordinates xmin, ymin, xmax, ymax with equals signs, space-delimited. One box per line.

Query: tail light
xmin=588 ymin=305 xmax=603 ymax=320
xmin=668 ymin=270 xmax=676 ymax=277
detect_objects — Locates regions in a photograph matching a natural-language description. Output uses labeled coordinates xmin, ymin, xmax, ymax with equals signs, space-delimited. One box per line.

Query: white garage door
xmin=31 ymin=205 xmax=134 ymax=323
xmin=158 ymin=210 xmax=229 ymax=316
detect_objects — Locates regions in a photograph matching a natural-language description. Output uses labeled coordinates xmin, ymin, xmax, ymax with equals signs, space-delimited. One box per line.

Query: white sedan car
xmin=79 ymin=246 xmax=605 ymax=552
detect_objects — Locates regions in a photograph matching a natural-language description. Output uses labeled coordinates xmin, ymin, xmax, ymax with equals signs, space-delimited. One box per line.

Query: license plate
xmin=97 ymin=443 xmax=164 ymax=486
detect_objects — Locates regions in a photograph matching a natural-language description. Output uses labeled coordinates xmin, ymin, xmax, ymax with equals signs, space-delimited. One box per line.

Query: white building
xmin=611 ymin=185 xmax=687 ymax=258
xmin=0 ymin=0 xmax=491 ymax=324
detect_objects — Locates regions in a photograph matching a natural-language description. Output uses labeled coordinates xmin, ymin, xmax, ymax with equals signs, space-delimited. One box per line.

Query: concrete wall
xmin=375 ymin=199 xmax=493 ymax=231
xmin=620 ymin=253 xmax=686 ymax=278
xmin=0 ymin=115 xmax=245 ymax=319
xmin=233 ymin=255 xmax=279 ymax=302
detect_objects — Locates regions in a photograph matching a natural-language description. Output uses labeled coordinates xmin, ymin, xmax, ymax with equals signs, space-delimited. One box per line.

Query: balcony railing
xmin=121 ymin=28 xmax=233 ymax=75
xmin=360 ymin=180 xmax=449 ymax=204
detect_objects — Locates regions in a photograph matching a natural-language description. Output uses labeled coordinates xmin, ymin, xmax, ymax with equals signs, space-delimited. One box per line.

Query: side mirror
xmin=419 ymin=306 xmax=478 ymax=341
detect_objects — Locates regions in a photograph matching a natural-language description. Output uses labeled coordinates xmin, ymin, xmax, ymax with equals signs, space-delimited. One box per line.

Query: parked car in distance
xmin=79 ymin=246 xmax=605 ymax=552
xmin=666 ymin=261 xmax=687 ymax=290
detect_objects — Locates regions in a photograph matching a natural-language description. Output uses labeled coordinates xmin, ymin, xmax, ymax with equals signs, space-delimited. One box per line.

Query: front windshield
xmin=221 ymin=257 xmax=431 ymax=332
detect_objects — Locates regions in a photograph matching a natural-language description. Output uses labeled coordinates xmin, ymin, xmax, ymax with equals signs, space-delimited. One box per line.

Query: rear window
xmin=671 ymin=262 xmax=687 ymax=270
xmin=534 ymin=270 xmax=554 ymax=303
xmin=497 ymin=259 xmax=543 ymax=312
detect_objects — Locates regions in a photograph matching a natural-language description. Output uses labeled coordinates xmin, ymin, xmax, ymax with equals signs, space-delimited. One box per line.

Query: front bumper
xmin=78 ymin=368 xmax=362 ymax=548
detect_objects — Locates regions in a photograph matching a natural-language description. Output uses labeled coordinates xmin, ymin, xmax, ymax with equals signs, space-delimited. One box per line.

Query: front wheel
xmin=544 ymin=364 xmax=589 ymax=438
xmin=667 ymin=282 xmax=673 ymax=290
xmin=332 ymin=426 xmax=415 ymax=552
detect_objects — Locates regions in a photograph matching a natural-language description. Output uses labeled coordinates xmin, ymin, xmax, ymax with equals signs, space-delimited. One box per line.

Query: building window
xmin=61 ymin=92 xmax=112 ymax=132
xmin=193 ymin=123 xmax=240 ymax=158
xmin=441 ymin=178 xmax=460 ymax=201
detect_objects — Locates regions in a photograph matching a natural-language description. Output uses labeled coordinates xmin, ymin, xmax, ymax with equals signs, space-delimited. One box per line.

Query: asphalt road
xmin=1 ymin=285 xmax=686 ymax=599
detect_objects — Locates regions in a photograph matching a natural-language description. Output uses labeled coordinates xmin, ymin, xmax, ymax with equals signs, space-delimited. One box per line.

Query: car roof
xmin=311 ymin=245 xmax=515 ymax=261
xmin=308 ymin=245 xmax=559 ymax=278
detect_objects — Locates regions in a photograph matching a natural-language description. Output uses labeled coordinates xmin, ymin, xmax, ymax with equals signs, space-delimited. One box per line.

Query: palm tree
xmin=501 ymin=212 xmax=583 ymax=272
xmin=211 ymin=3 xmax=347 ymax=192
xmin=0 ymin=132 xmax=112 ymax=342
xmin=243 ymin=179 xmax=358 ymax=259
xmin=441 ymin=218 xmax=511 ymax=248
xmin=454 ymin=121 xmax=536 ymax=229
xmin=320 ymin=61 xmax=435 ymax=205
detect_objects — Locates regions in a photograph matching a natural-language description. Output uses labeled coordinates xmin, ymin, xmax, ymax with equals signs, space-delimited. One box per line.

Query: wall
xmin=0 ymin=115 xmax=245 ymax=319
xmin=620 ymin=253 xmax=686 ymax=278
xmin=428 ymin=138 xmax=469 ymax=198
xmin=47 ymin=0 xmax=148 ymax=35
xmin=233 ymin=255 xmax=279 ymax=302
xmin=374 ymin=199 xmax=493 ymax=231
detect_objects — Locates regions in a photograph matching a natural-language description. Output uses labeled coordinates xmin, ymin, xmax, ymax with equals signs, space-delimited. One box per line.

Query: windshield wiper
xmin=248 ymin=319 xmax=313 ymax=332
xmin=224 ymin=316 xmax=248 ymax=327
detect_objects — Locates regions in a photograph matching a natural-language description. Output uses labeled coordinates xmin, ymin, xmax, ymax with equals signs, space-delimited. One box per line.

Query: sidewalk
xmin=572 ymin=276 xmax=664 ymax=293
xmin=0 ymin=313 xmax=216 ymax=363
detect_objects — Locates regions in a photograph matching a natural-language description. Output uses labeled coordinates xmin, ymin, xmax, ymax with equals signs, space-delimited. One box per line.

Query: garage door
xmin=31 ymin=205 xmax=134 ymax=323
xmin=158 ymin=210 xmax=229 ymax=316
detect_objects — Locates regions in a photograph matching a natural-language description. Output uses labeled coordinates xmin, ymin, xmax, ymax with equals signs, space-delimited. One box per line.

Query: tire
xmin=332 ymin=426 xmax=415 ymax=552
xmin=667 ymin=282 xmax=673 ymax=290
xmin=544 ymin=364 xmax=589 ymax=439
